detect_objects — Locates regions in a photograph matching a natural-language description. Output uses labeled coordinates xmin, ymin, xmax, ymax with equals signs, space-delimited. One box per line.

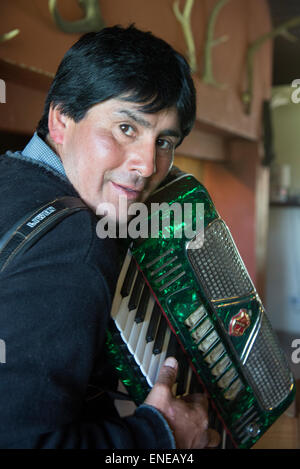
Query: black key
xmin=134 ymin=285 xmax=150 ymax=323
xmin=128 ymin=271 xmax=144 ymax=311
xmin=120 ymin=257 xmax=137 ymax=298
xmin=153 ymin=316 xmax=168 ymax=355
xmin=166 ymin=332 xmax=179 ymax=359
xmin=176 ymin=349 xmax=189 ymax=396
xmin=146 ymin=303 xmax=161 ymax=343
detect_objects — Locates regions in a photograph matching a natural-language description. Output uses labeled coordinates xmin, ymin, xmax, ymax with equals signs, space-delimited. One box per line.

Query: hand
xmin=144 ymin=357 xmax=220 ymax=449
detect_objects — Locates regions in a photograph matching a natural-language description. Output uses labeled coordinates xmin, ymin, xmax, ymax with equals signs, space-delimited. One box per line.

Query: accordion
xmin=106 ymin=168 xmax=295 ymax=449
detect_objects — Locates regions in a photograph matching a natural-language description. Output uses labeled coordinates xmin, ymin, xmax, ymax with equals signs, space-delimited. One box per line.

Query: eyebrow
xmin=115 ymin=109 xmax=152 ymax=128
xmin=115 ymin=108 xmax=182 ymax=140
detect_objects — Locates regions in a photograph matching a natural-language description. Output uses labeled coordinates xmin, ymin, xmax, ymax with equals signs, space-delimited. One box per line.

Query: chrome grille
xmin=244 ymin=314 xmax=294 ymax=410
xmin=187 ymin=219 xmax=253 ymax=301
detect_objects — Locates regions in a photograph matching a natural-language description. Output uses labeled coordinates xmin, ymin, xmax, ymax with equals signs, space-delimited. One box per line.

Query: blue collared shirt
xmin=22 ymin=132 xmax=67 ymax=179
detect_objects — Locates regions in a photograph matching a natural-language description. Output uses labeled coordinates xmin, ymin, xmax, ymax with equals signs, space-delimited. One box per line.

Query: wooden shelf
xmin=0 ymin=57 xmax=53 ymax=92
xmin=193 ymin=75 xmax=264 ymax=141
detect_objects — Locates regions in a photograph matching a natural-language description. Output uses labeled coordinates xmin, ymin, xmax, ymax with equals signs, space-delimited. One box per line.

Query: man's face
xmin=53 ymin=98 xmax=181 ymax=219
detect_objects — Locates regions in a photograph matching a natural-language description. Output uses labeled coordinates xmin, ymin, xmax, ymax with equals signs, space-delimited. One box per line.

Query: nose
xmin=127 ymin=139 xmax=157 ymax=178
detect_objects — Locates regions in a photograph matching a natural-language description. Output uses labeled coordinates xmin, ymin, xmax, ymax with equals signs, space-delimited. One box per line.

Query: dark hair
xmin=37 ymin=25 xmax=196 ymax=144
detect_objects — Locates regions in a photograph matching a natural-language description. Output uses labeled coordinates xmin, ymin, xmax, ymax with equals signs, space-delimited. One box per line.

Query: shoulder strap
xmin=0 ymin=196 xmax=88 ymax=272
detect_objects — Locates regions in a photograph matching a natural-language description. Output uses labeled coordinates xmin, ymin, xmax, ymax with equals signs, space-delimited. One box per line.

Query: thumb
xmin=155 ymin=356 xmax=178 ymax=388
xmin=145 ymin=357 xmax=178 ymax=411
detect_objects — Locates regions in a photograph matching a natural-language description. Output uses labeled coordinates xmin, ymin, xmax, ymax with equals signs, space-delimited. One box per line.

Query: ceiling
xmin=268 ymin=0 xmax=300 ymax=85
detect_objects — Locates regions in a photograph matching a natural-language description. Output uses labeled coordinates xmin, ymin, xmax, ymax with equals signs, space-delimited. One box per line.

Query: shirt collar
xmin=22 ymin=132 xmax=67 ymax=179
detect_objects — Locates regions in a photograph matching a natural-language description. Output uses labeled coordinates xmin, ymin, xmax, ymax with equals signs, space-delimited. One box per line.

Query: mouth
xmin=111 ymin=181 xmax=144 ymax=200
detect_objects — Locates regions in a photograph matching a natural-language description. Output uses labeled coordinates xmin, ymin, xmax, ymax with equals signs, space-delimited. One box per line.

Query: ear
xmin=48 ymin=105 xmax=69 ymax=145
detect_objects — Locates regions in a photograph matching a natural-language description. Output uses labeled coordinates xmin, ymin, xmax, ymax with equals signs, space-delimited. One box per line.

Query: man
xmin=0 ymin=25 xmax=219 ymax=449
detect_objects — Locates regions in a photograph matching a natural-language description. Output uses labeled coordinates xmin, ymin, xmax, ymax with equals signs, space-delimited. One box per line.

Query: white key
xmin=146 ymin=315 xmax=167 ymax=386
xmin=147 ymin=327 xmax=172 ymax=386
xmin=111 ymin=252 xmax=132 ymax=319
xmin=147 ymin=352 xmax=162 ymax=387
xmin=127 ymin=319 xmax=143 ymax=355
xmin=134 ymin=297 xmax=155 ymax=365
xmin=140 ymin=340 xmax=154 ymax=378
xmin=121 ymin=307 xmax=137 ymax=343
xmin=114 ymin=270 xmax=138 ymax=331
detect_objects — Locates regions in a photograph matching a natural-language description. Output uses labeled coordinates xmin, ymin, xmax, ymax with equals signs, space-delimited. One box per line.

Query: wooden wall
xmin=0 ymin=0 xmax=272 ymax=136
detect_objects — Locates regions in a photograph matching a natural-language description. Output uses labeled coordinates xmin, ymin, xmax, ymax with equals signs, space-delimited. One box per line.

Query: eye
xmin=156 ymin=138 xmax=174 ymax=152
xmin=120 ymin=124 xmax=135 ymax=137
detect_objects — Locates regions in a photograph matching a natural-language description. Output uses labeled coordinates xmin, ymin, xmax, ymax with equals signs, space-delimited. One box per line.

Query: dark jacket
xmin=0 ymin=152 xmax=175 ymax=449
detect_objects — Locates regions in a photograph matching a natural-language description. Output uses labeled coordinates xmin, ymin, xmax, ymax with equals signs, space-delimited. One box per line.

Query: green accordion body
xmin=106 ymin=171 xmax=295 ymax=449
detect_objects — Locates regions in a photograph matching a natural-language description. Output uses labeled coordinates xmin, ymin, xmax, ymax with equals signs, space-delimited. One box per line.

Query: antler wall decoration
xmin=0 ymin=29 xmax=20 ymax=44
xmin=202 ymin=0 xmax=229 ymax=87
xmin=173 ymin=0 xmax=197 ymax=73
xmin=48 ymin=0 xmax=105 ymax=34
xmin=173 ymin=0 xmax=229 ymax=86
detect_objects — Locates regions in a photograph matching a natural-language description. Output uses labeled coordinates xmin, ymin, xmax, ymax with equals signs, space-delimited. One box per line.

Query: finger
xmin=206 ymin=429 xmax=221 ymax=448
xmin=155 ymin=356 xmax=178 ymax=388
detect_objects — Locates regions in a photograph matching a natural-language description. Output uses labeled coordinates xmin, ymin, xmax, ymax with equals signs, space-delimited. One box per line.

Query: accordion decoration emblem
xmin=106 ymin=169 xmax=295 ymax=449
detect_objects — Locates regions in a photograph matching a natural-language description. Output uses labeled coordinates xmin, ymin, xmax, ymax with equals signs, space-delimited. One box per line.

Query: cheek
xmin=155 ymin=155 xmax=173 ymax=181
xmin=87 ymin=132 xmax=123 ymax=168
xmin=74 ymin=131 xmax=123 ymax=183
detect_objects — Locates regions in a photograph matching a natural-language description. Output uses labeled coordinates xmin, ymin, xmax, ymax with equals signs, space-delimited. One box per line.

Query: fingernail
xmin=164 ymin=357 xmax=177 ymax=369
